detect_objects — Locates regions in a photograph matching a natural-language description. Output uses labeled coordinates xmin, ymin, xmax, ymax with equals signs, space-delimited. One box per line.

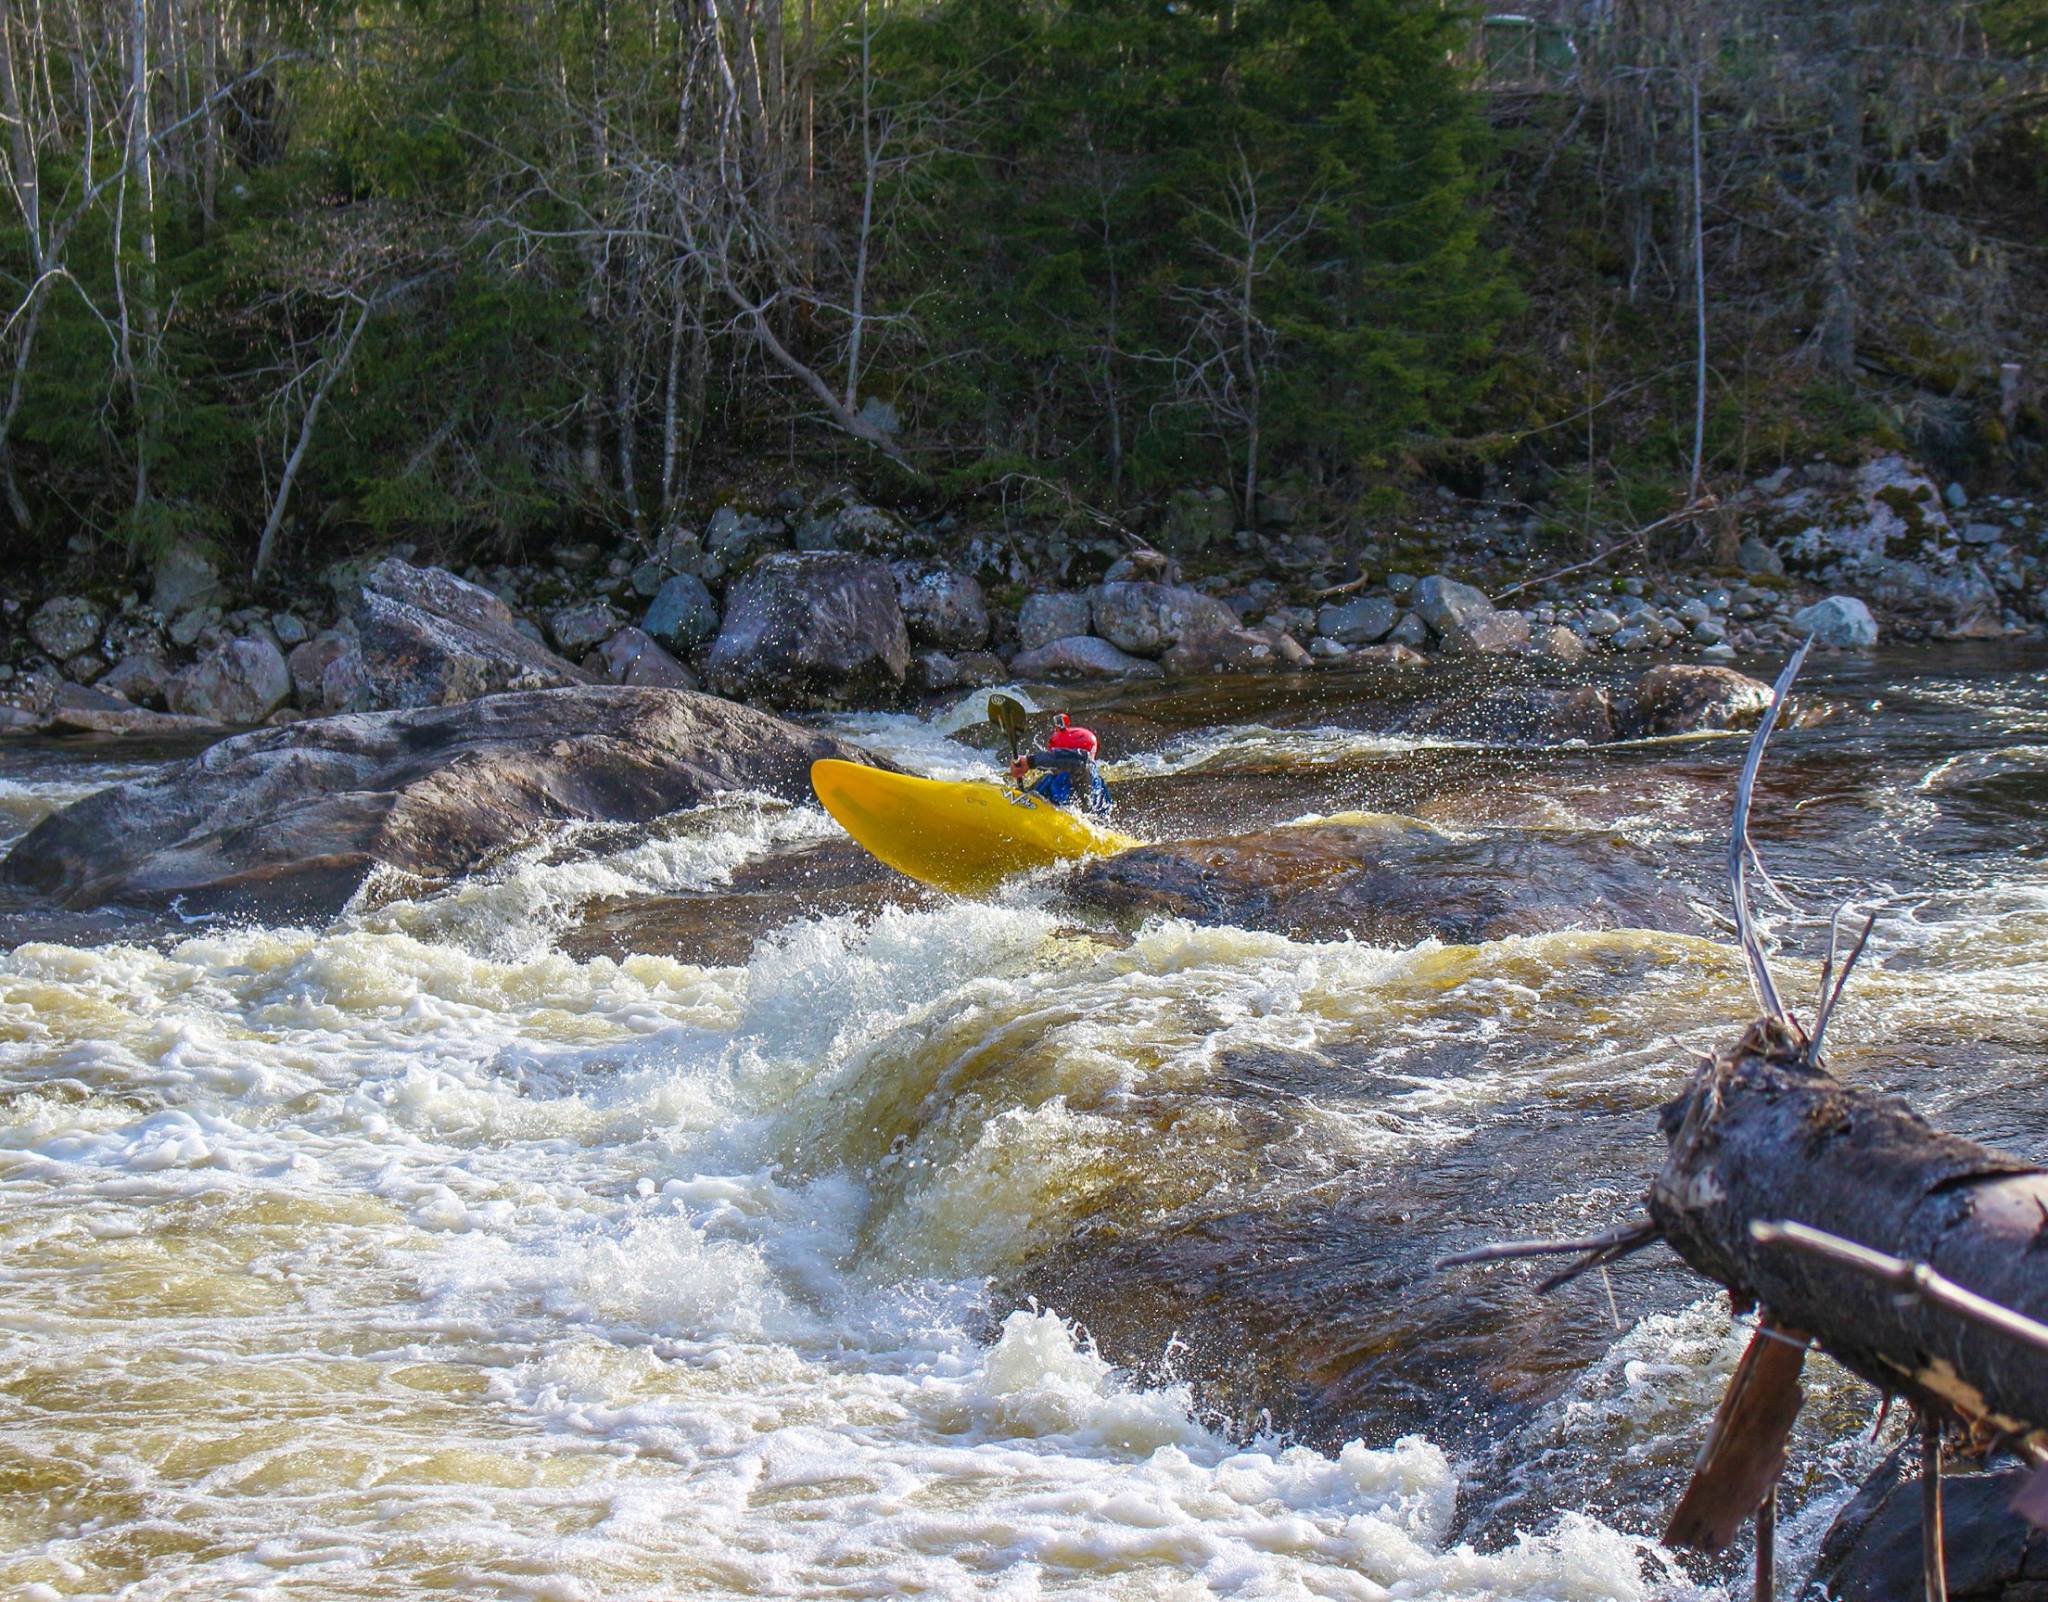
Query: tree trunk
xmin=1815 ymin=2 xmax=1862 ymax=382
xmin=1650 ymin=1016 xmax=2048 ymax=1454
xmin=126 ymin=0 xmax=161 ymax=515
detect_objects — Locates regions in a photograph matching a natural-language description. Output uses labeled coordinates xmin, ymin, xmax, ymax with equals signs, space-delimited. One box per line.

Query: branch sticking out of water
xmin=1434 ymin=1217 xmax=1662 ymax=1293
xmin=1728 ymin=638 xmax=1812 ymax=1026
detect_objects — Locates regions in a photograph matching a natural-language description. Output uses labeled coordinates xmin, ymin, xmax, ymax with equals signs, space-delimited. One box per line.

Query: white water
xmin=9 ymin=661 xmax=2047 ymax=1600
xmin=1 ymin=832 xmax=1700 ymax=1598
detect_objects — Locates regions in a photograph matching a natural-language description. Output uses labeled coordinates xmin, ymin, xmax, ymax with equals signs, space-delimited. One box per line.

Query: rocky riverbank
xmin=3 ymin=454 xmax=2041 ymax=735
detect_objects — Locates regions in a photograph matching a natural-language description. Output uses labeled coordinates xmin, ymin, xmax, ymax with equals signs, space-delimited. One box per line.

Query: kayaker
xmin=1009 ymin=714 xmax=1114 ymax=814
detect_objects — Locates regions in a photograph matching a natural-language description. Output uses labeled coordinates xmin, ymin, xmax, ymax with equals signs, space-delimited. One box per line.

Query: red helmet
xmin=1047 ymin=713 xmax=1098 ymax=755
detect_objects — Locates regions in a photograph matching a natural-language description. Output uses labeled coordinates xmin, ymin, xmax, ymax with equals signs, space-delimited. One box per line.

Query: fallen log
xmin=1649 ymin=1017 xmax=2048 ymax=1458
xmin=1441 ymin=639 xmax=2048 ymax=1593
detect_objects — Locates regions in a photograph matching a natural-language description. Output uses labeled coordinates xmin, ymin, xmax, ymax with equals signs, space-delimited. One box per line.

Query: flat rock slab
xmin=2 ymin=686 xmax=884 ymax=919
xmin=1065 ymin=815 xmax=1706 ymax=944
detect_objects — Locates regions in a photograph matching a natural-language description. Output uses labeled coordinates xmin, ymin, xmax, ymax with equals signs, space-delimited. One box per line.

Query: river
xmin=2 ymin=646 xmax=2043 ymax=1599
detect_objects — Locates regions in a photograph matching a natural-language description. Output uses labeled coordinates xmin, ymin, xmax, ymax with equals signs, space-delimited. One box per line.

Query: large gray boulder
xmin=642 ymin=573 xmax=720 ymax=654
xmin=2 ymin=686 xmax=885 ymax=918
xmin=151 ymin=542 xmax=227 ymax=617
xmin=1412 ymin=575 xmax=1495 ymax=636
xmin=1017 ymin=592 xmax=1093 ymax=650
xmin=1792 ymin=594 xmax=1879 ymax=648
xmin=1008 ymin=635 xmax=1163 ymax=681
xmin=27 ymin=596 xmax=102 ymax=661
xmin=164 ymin=635 xmax=292 ymax=724
xmin=1439 ymin=608 xmax=1531 ymax=655
xmin=703 ymin=552 xmax=910 ymax=706
xmin=349 ymin=558 xmax=593 ymax=709
xmin=1316 ymin=596 xmax=1397 ymax=646
xmin=891 ymin=562 xmax=990 ymax=651
xmin=1087 ymin=582 xmax=1237 ymax=659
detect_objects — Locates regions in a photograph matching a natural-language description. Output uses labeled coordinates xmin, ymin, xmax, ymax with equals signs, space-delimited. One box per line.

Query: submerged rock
xmin=1065 ymin=816 xmax=1704 ymax=944
xmin=1619 ymin=664 xmax=1774 ymax=737
xmin=2 ymin=686 xmax=885 ymax=918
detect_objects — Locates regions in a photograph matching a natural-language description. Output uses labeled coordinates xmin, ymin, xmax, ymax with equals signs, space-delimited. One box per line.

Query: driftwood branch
xmin=1750 ymin=1220 xmax=2048 ymax=1361
xmin=1727 ymin=638 xmax=1810 ymax=1025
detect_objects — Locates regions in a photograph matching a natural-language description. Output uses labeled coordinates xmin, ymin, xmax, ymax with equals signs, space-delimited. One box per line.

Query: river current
xmin=3 ymin=647 xmax=2044 ymax=1599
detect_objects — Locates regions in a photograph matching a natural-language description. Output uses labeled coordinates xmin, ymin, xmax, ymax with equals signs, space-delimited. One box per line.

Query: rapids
xmin=3 ymin=647 xmax=2045 ymax=1599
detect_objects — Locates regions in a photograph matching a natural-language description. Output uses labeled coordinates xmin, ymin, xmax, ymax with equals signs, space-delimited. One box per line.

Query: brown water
xmin=1 ymin=646 xmax=2043 ymax=1599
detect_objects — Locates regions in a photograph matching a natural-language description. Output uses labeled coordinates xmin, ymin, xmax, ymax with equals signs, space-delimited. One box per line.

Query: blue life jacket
xmin=1026 ymin=752 xmax=1113 ymax=815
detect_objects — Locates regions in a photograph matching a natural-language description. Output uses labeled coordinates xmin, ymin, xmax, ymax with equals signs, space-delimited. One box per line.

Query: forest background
xmin=1 ymin=0 xmax=2043 ymax=584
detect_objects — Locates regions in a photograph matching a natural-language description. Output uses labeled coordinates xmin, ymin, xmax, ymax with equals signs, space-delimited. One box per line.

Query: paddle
xmin=987 ymin=693 xmax=1031 ymax=787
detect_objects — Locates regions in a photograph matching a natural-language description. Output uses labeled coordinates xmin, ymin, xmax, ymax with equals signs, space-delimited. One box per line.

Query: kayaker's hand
xmin=1008 ymin=756 xmax=1030 ymax=781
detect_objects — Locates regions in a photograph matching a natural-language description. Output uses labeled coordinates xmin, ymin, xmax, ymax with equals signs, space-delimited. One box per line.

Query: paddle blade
xmin=987 ymin=693 xmax=1030 ymax=759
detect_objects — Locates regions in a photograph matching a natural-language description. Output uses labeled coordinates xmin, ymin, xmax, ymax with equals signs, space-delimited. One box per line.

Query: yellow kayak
xmin=810 ymin=759 xmax=1139 ymax=893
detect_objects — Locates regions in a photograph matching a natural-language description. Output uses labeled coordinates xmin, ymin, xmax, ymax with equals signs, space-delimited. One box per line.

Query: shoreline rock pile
xmin=2 ymin=456 xmax=2042 ymax=733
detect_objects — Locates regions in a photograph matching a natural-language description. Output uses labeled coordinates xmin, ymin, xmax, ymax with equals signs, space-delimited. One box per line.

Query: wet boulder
xmin=703 ymin=551 xmax=910 ymax=707
xmin=1812 ymin=1447 xmax=2048 ymax=1601
xmin=350 ymin=558 xmax=594 ymax=709
xmin=1088 ymin=581 xmax=1238 ymax=659
xmin=1439 ymin=608 xmax=1531 ymax=655
xmin=1402 ymin=685 xmax=1617 ymax=745
xmin=1617 ymin=663 xmax=1774 ymax=737
xmin=891 ymin=562 xmax=990 ymax=652
xmin=2 ymin=686 xmax=887 ymax=918
xmin=1008 ymin=634 xmax=1164 ymax=682
xmin=164 ymin=634 xmax=292 ymax=724
xmin=1066 ymin=816 xmax=1704 ymax=944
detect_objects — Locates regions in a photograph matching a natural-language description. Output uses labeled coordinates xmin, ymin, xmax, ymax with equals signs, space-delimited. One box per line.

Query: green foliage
xmin=869 ymin=0 xmax=1513 ymax=509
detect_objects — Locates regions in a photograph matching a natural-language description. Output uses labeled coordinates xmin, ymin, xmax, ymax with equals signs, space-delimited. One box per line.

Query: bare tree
xmin=1163 ymin=150 xmax=1316 ymax=523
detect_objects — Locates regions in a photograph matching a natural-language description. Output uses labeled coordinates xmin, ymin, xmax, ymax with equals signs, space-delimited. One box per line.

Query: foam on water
xmin=0 ymin=894 xmax=1702 ymax=1600
xmin=344 ymin=795 xmax=843 ymax=960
